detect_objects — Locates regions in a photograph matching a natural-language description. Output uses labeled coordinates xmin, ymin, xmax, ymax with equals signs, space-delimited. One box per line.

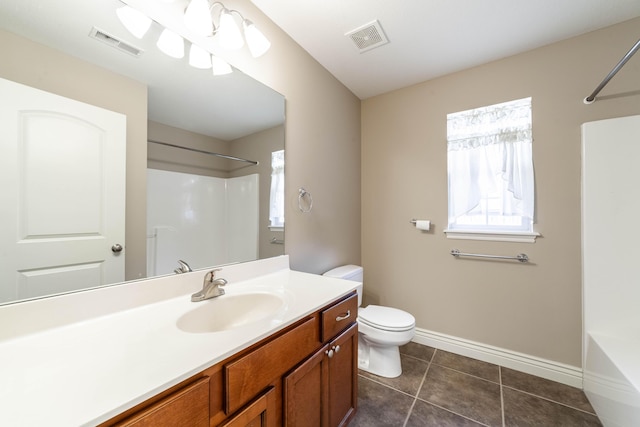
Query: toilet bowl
xmin=323 ymin=265 xmax=416 ymax=378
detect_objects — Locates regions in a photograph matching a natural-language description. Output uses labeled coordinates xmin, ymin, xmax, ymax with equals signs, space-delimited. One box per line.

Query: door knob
xmin=111 ymin=243 xmax=123 ymax=253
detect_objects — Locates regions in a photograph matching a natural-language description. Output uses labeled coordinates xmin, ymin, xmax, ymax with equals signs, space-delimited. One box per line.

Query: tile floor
xmin=349 ymin=342 xmax=602 ymax=427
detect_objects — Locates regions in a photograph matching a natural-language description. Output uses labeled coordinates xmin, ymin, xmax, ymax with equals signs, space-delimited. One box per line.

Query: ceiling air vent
xmin=345 ymin=20 xmax=389 ymax=53
xmin=89 ymin=27 xmax=143 ymax=57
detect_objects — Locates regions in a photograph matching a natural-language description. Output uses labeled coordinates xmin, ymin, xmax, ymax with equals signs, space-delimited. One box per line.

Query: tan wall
xmin=229 ymin=125 xmax=286 ymax=260
xmin=148 ymin=120 xmax=231 ymax=177
xmin=223 ymin=1 xmax=362 ymax=274
xmin=0 ymin=29 xmax=149 ymax=282
xmin=361 ymin=18 xmax=640 ymax=367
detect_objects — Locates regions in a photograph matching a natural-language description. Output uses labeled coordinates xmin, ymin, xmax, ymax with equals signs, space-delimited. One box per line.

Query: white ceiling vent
xmin=89 ymin=27 xmax=143 ymax=57
xmin=345 ymin=20 xmax=389 ymax=53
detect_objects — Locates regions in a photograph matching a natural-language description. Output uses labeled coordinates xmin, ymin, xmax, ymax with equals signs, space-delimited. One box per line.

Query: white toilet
xmin=323 ymin=265 xmax=415 ymax=378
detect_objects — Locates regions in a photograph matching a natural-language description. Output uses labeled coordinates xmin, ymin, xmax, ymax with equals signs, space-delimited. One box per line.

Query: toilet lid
xmin=359 ymin=305 xmax=415 ymax=332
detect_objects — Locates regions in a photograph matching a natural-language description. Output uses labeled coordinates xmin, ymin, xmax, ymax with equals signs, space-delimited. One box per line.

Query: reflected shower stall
xmin=146 ymin=169 xmax=258 ymax=276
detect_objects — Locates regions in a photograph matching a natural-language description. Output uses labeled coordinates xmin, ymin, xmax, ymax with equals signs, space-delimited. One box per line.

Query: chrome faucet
xmin=191 ymin=269 xmax=227 ymax=302
xmin=174 ymin=260 xmax=193 ymax=274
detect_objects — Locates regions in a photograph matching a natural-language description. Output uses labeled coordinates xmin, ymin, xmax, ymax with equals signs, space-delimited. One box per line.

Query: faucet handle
xmin=174 ymin=259 xmax=192 ymax=274
xmin=205 ymin=268 xmax=223 ymax=282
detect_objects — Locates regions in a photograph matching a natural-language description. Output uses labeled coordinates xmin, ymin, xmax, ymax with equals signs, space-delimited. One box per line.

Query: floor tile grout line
xmin=428 ymin=348 xmax=595 ymax=416
xmin=402 ymin=363 xmax=430 ymax=427
xmin=356 ymin=373 xmax=420 ymax=400
xmin=499 ymin=366 xmax=506 ymax=427
xmin=378 ymin=345 xmax=598 ymax=425
xmin=501 ymin=384 xmax=599 ymax=416
xmin=430 ymin=362 xmax=501 ymax=385
xmin=410 ymin=349 xmax=492 ymax=427
xmin=399 ymin=352 xmax=434 ymax=364
xmin=412 ymin=396 xmax=492 ymax=427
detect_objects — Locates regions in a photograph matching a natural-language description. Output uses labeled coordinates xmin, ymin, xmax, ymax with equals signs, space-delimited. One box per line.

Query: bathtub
xmin=583 ymin=330 xmax=640 ymax=426
xmin=582 ymin=116 xmax=640 ymax=427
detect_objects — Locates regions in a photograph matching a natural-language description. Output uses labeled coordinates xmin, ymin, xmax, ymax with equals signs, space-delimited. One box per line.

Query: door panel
xmin=0 ymin=77 xmax=126 ymax=303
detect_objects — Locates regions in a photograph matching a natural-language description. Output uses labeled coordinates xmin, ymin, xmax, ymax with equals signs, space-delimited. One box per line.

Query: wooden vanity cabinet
xmin=101 ymin=291 xmax=358 ymax=427
xmin=218 ymin=387 xmax=277 ymax=427
xmin=284 ymin=296 xmax=358 ymax=427
xmin=106 ymin=376 xmax=211 ymax=427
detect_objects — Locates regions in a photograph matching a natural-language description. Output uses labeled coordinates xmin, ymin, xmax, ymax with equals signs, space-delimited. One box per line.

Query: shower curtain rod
xmin=584 ymin=38 xmax=640 ymax=104
xmin=148 ymin=139 xmax=258 ymax=165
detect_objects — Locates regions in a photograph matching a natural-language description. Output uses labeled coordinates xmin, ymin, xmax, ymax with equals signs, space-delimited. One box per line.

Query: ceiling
xmin=0 ymin=0 xmax=284 ymax=140
xmin=2 ymin=0 xmax=638 ymax=133
xmin=250 ymin=0 xmax=640 ymax=99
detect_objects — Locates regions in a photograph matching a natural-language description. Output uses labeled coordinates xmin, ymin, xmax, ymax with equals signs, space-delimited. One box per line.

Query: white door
xmin=0 ymin=77 xmax=126 ymax=303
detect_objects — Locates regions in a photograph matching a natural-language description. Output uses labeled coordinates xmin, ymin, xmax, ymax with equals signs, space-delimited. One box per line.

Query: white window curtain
xmin=269 ymin=150 xmax=285 ymax=228
xmin=447 ymin=97 xmax=534 ymax=226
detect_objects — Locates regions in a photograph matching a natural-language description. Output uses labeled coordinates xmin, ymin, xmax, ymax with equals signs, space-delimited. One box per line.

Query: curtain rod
xmin=584 ymin=38 xmax=640 ymax=104
xmin=148 ymin=139 xmax=258 ymax=165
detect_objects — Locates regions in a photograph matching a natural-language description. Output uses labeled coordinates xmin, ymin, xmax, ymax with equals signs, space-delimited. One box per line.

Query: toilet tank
xmin=323 ymin=265 xmax=363 ymax=306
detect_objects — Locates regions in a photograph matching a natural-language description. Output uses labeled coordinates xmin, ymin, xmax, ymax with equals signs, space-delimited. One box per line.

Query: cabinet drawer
xmin=225 ymin=315 xmax=320 ymax=414
xmin=321 ymin=292 xmax=358 ymax=342
xmin=115 ymin=377 xmax=210 ymax=427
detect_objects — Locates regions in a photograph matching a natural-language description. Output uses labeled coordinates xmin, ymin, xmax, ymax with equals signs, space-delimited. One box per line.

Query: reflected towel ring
xmin=298 ymin=187 xmax=313 ymax=213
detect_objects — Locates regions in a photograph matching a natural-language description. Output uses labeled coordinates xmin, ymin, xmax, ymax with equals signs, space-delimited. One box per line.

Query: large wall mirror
xmin=0 ymin=0 xmax=285 ymax=305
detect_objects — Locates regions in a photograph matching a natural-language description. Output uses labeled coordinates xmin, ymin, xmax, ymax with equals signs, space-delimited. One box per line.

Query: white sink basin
xmin=176 ymin=292 xmax=286 ymax=333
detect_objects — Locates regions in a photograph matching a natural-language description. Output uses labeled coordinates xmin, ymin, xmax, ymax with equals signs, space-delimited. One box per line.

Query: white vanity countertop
xmin=0 ymin=256 xmax=359 ymax=426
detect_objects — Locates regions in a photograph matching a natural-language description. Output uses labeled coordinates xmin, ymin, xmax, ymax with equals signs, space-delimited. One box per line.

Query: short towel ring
xmin=298 ymin=187 xmax=313 ymax=213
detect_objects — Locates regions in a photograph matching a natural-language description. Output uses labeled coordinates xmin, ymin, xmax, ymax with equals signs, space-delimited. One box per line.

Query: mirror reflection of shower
xmin=147 ymin=169 xmax=259 ymax=276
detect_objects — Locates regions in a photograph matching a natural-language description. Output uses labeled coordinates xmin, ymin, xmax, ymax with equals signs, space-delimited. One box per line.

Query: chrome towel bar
xmin=450 ymin=249 xmax=529 ymax=263
xmin=270 ymin=237 xmax=284 ymax=245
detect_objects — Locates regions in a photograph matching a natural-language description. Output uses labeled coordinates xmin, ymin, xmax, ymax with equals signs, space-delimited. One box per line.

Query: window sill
xmin=269 ymin=226 xmax=284 ymax=232
xmin=444 ymin=229 xmax=540 ymax=243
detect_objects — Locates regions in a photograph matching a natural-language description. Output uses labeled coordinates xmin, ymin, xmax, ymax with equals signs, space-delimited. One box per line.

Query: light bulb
xmin=243 ymin=20 xmax=270 ymax=57
xmin=217 ymin=8 xmax=244 ymax=50
xmin=184 ymin=0 xmax=213 ymax=36
xmin=211 ymin=55 xmax=232 ymax=75
xmin=116 ymin=6 xmax=152 ymax=39
xmin=157 ymin=29 xmax=184 ymax=58
xmin=189 ymin=44 xmax=212 ymax=69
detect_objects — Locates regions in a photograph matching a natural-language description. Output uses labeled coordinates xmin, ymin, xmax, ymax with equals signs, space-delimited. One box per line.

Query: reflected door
xmin=0 ymin=78 xmax=126 ymax=303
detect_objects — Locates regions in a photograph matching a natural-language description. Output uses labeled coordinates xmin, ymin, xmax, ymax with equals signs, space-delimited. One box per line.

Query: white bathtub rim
xmin=587 ymin=330 xmax=640 ymax=394
xmin=584 ymin=331 xmax=640 ymax=427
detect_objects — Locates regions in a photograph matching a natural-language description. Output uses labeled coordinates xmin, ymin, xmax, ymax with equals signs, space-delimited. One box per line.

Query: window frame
xmin=268 ymin=149 xmax=285 ymax=230
xmin=444 ymin=97 xmax=539 ymax=243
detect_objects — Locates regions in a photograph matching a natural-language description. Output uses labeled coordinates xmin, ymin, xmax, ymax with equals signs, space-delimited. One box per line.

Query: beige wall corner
xmin=361 ymin=17 xmax=640 ymax=367
xmin=222 ymin=1 xmax=362 ymax=275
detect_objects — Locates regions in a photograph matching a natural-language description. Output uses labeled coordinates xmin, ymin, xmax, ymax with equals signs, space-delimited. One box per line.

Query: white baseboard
xmin=413 ymin=327 xmax=584 ymax=389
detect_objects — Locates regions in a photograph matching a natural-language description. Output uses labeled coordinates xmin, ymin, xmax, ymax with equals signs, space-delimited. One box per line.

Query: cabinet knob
xmin=325 ymin=348 xmax=334 ymax=358
xmin=333 ymin=345 xmax=340 ymax=354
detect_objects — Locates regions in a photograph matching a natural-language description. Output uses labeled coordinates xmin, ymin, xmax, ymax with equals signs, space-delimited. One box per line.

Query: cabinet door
xmin=284 ymin=345 xmax=329 ymax=427
xmin=328 ymin=323 xmax=358 ymax=427
xmin=284 ymin=323 xmax=358 ymax=427
xmin=220 ymin=387 xmax=276 ymax=427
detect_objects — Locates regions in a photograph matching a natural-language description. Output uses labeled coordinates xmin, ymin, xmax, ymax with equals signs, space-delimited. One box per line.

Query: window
xmin=446 ymin=97 xmax=537 ymax=242
xmin=269 ymin=149 xmax=285 ymax=229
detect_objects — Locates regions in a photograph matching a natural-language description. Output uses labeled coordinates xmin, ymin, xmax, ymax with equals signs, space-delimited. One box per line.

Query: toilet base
xmin=358 ymin=338 xmax=403 ymax=378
